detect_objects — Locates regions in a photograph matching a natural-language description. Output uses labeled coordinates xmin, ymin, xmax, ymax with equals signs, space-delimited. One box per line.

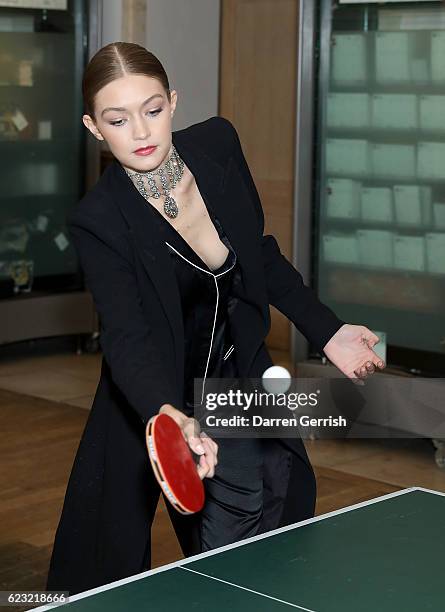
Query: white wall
xmin=100 ymin=0 xmax=123 ymax=47
xmin=145 ymin=0 xmax=221 ymax=130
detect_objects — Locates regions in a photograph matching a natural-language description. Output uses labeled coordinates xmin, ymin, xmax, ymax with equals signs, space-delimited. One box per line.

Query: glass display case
xmin=0 ymin=0 xmax=100 ymax=345
xmin=311 ymin=0 xmax=445 ymax=374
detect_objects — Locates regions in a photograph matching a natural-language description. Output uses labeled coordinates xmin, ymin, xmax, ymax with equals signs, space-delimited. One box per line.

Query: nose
xmin=132 ymin=114 xmax=150 ymax=140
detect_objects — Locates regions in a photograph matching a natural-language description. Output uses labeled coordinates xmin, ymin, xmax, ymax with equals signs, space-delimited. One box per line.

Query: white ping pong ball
xmin=262 ymin=365 xmax=292 ymax=394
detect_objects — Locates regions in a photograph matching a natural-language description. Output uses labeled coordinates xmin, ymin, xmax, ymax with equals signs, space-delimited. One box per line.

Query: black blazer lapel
xmin=173 ymin=131 xmax=269 ymax=323
xmin=109 ymin=159 xmax=184 ymax=381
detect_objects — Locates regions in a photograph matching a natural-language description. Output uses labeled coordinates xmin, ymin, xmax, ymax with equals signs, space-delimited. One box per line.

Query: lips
xmin=134 ymin=145 xmax=157 ymax=153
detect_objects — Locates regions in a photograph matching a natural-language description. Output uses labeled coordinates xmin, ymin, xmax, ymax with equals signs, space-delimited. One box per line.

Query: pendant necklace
xmin=124 ymin=145 xmax=185 ymax=219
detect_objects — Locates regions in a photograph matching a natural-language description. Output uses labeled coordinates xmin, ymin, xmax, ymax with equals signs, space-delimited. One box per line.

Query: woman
xmin=46 ymin=42 xmax=385 ymax=595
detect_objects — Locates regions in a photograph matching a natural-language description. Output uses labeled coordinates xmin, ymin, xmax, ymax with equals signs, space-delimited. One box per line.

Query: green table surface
xmin=32 ymin=488 xmax=445 ymax=612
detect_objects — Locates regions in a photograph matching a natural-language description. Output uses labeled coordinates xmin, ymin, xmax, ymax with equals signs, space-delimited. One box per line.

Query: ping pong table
xmin=32 ymin=487 xmax=444 ymax=611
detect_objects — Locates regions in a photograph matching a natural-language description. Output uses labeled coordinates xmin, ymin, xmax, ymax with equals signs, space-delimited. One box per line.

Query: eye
xmin=109 ymin=108 xmax=162 ymax=126
xmin=146 ymin=108 xmax=162 ymax=117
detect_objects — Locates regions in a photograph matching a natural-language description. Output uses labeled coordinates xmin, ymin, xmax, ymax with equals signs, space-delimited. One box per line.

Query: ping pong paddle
xmin=145 ymin=413 xmax=205 ymax=515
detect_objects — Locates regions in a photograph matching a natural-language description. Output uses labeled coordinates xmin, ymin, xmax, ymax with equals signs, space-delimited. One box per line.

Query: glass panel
xmin=0 ymin=0 xmax=86 ymax=296
xmin=315 ymin=0 xmax=445 ymax=369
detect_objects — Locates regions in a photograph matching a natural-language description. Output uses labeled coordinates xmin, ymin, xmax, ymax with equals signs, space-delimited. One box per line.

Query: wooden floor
xmin=1 ymin=345 xmax=444 ymax=608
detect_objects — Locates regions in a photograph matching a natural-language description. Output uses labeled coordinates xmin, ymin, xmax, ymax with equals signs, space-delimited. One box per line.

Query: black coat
xmin=46 ymin=116 xmax=345 ymax=594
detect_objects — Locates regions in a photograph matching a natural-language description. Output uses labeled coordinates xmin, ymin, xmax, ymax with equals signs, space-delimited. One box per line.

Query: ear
xmin=169 ymin=89 xmax=178 ymax=117
xmin=82 ymin=114 xmax=104 ymax=141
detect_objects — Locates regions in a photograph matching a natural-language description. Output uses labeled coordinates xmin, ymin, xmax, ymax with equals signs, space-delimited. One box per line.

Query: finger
xmin=362 ymin=328 xmax=380 ymax=346
xmin=360 ymin=361 xmax=374 ymax=374
xmin=204 ymin=439 xmax=218 ymax=466
xmin=188 ymin=437 xmax=205 ymax=455
xmin=354 ymin=366 xmax=364 ymax=378
xmin=183 ymin=417 xmax=201 ymax=439
xmin=183 ymin=419 xmax=204 ymax=454
xmin=354 ymin=364 xmax=368 ymax=378
xmin=200 ymin=430 xmax=218 ymax=449
xmin=187 ymin=429 xmax=205 ymax=455
xmin=203 ymin=457 xmax=215 ymax=478
xmin=200 ymin=437 xmax=217 ymax=474
xmin=359 ymin=365 xmax=368 ymax=378
xmin=370 ymin=352 xmax=385 ymax=370
xmin=374 ymin=354 xmax=385 ymax=369
xmin=201 ymin=433 xmax=218 ymax=461
xmin=197 ymin=460 xmax=209 ymax=480
xmin=197 ymin=454 xmax=211 ymax=480
xmin=189 ymin=432 xmax=217 ymax=475
xmin=347 ymin=370 xmax=365 ymax=386
xmin=363 ymin=347 xmax=385 ymax=371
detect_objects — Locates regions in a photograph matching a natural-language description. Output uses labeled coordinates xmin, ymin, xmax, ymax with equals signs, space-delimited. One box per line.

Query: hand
xmin=322 ymin=324 xmax=386 ymax=383
xmin=159 ymin=404 xmax=218 ymax=479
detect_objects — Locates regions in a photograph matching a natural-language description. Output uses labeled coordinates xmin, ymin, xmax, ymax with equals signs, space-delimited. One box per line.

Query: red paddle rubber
xmin=146 ymin=413 xmax=205 ymax=514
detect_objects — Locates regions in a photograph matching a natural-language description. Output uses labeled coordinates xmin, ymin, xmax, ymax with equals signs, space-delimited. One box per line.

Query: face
xmin=83 ymin=73 xmax=178 ymax=173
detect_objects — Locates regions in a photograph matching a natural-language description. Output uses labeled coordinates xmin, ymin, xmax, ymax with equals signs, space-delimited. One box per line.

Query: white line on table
xmin=180 ymin=566 xmax=318 ymax=611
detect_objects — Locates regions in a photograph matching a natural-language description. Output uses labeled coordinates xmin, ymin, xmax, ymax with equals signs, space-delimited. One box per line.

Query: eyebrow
xmin=101 ymin=94 xmax=164 ymax=117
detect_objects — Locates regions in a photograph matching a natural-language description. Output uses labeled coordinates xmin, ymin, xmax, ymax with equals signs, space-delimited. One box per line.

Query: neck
xmin=123 ymin=144 xmax=185 ymax=202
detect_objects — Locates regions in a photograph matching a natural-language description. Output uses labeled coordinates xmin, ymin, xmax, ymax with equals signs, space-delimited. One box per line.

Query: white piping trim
xmin=223 ymin=344 xmax=235 ymax=360
xmin=165 ymin=241 xmax=235 ymax=278
xmin=200 ymin=274 xmax=219 ymax=404
xmin=165 ymin=241 xmax=236 ymax=404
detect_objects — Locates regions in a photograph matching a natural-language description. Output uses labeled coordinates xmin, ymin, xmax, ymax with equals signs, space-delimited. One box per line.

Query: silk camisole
xmin=144 ymin=198 xmax=240 ymax=416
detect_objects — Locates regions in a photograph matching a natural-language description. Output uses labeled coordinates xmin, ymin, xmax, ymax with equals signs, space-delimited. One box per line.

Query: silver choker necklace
xmin=124 ymin=145 xmax=185 ymax=218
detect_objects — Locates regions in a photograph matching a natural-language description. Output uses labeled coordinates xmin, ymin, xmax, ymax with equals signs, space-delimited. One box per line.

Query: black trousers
xmin=162 ymin=435 xmax=317 ymax=561
xmin=166 ymin=345 xmax=317 ymax=560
